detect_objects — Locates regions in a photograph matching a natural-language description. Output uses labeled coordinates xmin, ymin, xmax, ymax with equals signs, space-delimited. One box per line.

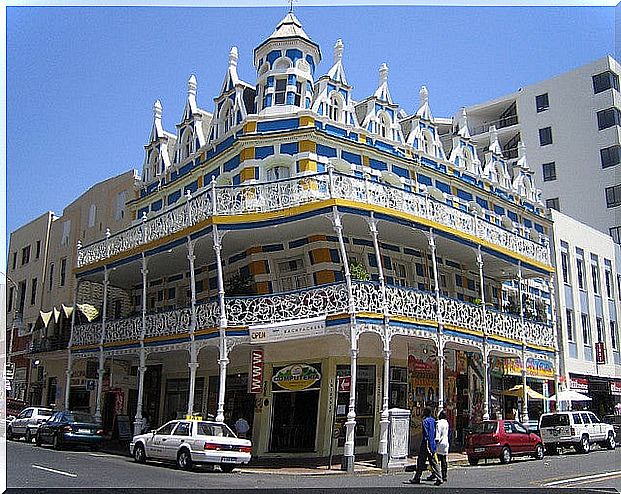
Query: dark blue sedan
xmin=35 ymin=411 xmax=103 ymax=450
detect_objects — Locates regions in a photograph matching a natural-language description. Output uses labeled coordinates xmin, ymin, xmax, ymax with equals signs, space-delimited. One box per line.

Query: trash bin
xmin=388 ymin=408 xmax=410 ymax=469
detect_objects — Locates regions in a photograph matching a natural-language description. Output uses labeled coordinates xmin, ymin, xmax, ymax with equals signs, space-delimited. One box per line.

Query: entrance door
xmin=270 ymin=391 xmax=319 ymax=452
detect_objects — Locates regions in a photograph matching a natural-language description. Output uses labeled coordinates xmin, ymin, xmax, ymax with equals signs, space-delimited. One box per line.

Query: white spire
xmin=488 ymin=125 xmax=502 ymax=155
xmin=374 ymin=63 xmax=392 ymax=103
xmin=327 ymin=38 xmax=348 ymax=85
xmin=415 ymin=85 xmax=433 ymax=121
xmin=153 ymin=99 xmax=162 ymax=120
xmin=457 ymin=107 xmax=471 ymax=138
xmin=187 ymin=75 xmax=197 ymax=97
xmin=334 ymin=38 xmax=343 ymax=63
xmin=229 ymin=46 xmax=239 ymax=68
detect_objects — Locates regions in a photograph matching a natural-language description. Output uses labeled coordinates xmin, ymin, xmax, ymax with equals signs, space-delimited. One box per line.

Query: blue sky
xmin=5 ymin=3 xmax=617 ymax=257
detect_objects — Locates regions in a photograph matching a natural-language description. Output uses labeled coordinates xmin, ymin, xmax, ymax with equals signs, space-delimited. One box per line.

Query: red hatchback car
xmin=466 ymin=420 xmax=544 ymax=465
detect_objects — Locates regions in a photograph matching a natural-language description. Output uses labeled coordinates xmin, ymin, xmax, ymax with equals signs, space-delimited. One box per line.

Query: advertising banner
xmin=249 ymin=348 xmax=264 ymax=394
xmin=611 ymin=381 xmax=621 ymax=396
xmin=272 ymin=363 xmax=321 ymax=391
xmin=502 ymin=357 xmax=554 ymax=379
xmin=570 ymin=377 xmax=589 ymax=391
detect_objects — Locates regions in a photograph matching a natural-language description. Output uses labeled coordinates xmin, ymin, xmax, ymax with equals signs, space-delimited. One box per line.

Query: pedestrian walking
xmin=409 ymin=407 xmax=443 ymax=486
xmin=435 ymin=410 xmax=449 ymax=482
xmin=234 ymin=416 xmax=250 ymax=439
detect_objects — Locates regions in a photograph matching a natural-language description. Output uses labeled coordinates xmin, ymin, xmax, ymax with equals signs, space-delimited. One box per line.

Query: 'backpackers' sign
xmin=272 ymin=363 xmax=321 ymax=391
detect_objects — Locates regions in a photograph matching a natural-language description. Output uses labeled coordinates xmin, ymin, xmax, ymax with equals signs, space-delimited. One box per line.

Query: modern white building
xmin=460 ymin=56 xmax=621 ymax=244
xmin=550 ymin=209 xmax=621 ymax=416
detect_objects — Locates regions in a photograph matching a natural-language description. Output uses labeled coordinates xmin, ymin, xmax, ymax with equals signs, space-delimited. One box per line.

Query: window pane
xmin=542 ymin=162 xmax=556 ymax=181
xmin=539 ymin=127 xmax=553 ymax=146
xmin=536 ymin=93 xmax=549 ymax=112
xmin=601 ymin=145 xmax=620 ymax=169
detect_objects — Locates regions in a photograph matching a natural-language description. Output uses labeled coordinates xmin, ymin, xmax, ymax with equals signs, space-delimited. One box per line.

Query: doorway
xmin=270 ymin=390 xmax=319 ymax=452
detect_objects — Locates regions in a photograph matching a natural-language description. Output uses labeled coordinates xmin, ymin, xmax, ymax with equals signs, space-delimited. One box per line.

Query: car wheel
xmin=7 ymin=426 xmax=14 ymax=441
xmin=177 ymin=449 xmax=193 ymax=471
xmin=467 ymin=457 xmax=479 ymax=466
xmin=25 ymin=429 xmax=32 ymax=443
xmin=53 ymin=434 xmax=62 ymax=450
xmin=220 ymin=463 xmax=235 ymax=473
xmin=533 ymin=443 xmax=544 ymax=460
xmin=607 ymin=433 xmax=616 ymax=450
xmin=579 ymin=435 xmax=590 ymax=454
xmin=133 ymin=444 xmax=146 ymax=464
xmin=499 ymin=446 xmax=512 ymax=464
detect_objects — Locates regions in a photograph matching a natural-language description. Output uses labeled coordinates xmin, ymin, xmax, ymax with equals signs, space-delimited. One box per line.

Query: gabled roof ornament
xmin=374 ymin=63 xmax=392 ymax=103
xmin=415 ymin=85 xmax=433 ymax=121
xmin=334 ymin=38 xmax=343 ymax=63
xmin=457 ymin=107 xmax=471 ymax=139
xmin=187 ymin=75 xmax=197 ymax=97
xmin=229 ymin=46 xmax=239 ymax=68
xmin=489 ymin=125 xmax=502 ymax=155
xmin=327 ymin=38 xmax=348 ymax=85
xmin=153 ymin=99 xmax=162 ymax=120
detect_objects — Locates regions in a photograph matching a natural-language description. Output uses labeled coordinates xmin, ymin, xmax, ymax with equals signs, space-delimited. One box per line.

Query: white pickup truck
xmin=539 ymin=411 xmax=616 ymax=454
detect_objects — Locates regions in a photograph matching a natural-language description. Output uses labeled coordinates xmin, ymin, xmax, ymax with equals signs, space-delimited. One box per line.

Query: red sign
xmin=249 ymin=349 xmax=264 ymax=394
xmin=611 ymin=381 xmax=621 ymax=396
xmin=337 ymin=376 xmax=351 ymax=393
xmin=570 ymin=377 xmax=589 ymax=391
xmin=595 ymin=342 xmax=606 ymax=364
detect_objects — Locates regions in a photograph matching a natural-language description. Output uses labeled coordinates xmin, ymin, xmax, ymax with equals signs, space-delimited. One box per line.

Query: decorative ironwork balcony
xmin=76 ymin=172 xmax=550 ymax=269
xmin=28 ymin=336 xmax=70 ymax=354
xmin=71 ymin=281 xmax=555 ymax=351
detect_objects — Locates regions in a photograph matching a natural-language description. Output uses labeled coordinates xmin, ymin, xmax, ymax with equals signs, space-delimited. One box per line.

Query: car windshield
xmin=66 ymin=412 xmax=95 ymax=423
xmin=197 ymin=422 xmax=236 ymax=437
xmin=540 ymin=414 xmax=569 ymax=427
xmin=471 ymin=422 xmax=497 ymax=434
xmin=39 ymin=410 xmax=53 ymax=417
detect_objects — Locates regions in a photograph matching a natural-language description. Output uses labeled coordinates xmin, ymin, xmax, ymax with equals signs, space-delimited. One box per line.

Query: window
xmin=12 ymin=252 xmax=17 ymax=270
xmin=566 ymin=309 xmax=575 ymax=342
xmin=542 ymin=162 xmax=556 ymax=181
xmin=596 ymin=317 xmax=604 ymax=342
xmin=535 ymin=93 xmax=549 ymax=112
xmin=266 ymin=166 xmax=290 ymax=181
xmin=572 ymin=413 xmax=583 ymax=425
xmin=604 ymin=263 xmax=613 ymax=298
xmin=328 ymin=95 xmax=342 ymax=122
xmin=155 ymin=421 xmax=177 ymax=435
xmin=17 ymin=281 xmax=26 ymax=313
xmin=60 ymin=258 xmax=67 ymax=287
xmin=591 ymin=255 xmax=600 ymax=295
xmin=546 ymin=197 xmax=560 ymax=211
xmin=539 ymin=127 xmax=553 ymax=146
xmin=61 ymin=220 xmax=71 ymax=246
xmin=393 ymin=262 xmax=408 ymax=287
xmin=611 ymin=320 xmax=619 ymax=351
xmin=116 ymin=191 xmax=127 ymax=220
xmin=582 ymin=313 xmax=591 ymax=346
xmin=610 ymin=226 xmax=621 ymax=244
xmin=173 ymin=422 xmax=191 ymax=436
xmin=561 ymin=248 xmax=570 ymax=284
xmin=597 ymin=108 xmax=621 ymax=130
xmin=88 ymin=204 xmax=97 ymax=228
xmin=600 ymin=145 xmax=621 ymax=169
xmin=293 ymin=81 xmax=303 ymax=106
xmin=49 ymin=264 xmax=54 ymax=291
xmin=35 ymin=240 xmax=41 ymax=259
xmin=378 ymin=114 xmax=390 ymax=139
xmin=21 ymin=245 xmax=30 ymax=265
xmin=576 ymin=251 xmax=585 ymax=290
xmin=593 ymin=71 xmax=619 ymax=94
xmin=605 ymin=184 xmax=621 ymax=208
xmin=30 ymin=278 xmax=37 ymax=305
xmin=8 ymin=286 xmax=14 ymax=312
xmin=581 ymin=412 xmax=591 ymax=424
xmin=588 ymin=413 xmax=600 ymax=424
xmin=168 ymin=287 xmax=176 ymax=300
xmin=274 ymin=78 xmax=286 ymax=105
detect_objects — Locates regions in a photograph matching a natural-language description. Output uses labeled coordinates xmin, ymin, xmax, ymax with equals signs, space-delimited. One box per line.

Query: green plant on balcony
xmin=225 ymin=273 xmax=255 ymax=296
xmin=349 ymin=261 xmax=370 ymax=281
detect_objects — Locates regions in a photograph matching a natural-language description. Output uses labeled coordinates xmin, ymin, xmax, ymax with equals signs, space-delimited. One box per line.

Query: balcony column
xmin=517 ymin=263 xmax=529 ymax=423
xmin=94 ymin=264 xmax=109 ymax=423
xmin=368 ymin=213 xmax=390 ymax=471
xmin=134 ymin=254 xmax=148 ymax=437
xmin=548 ymin=276 xmax=560 ymax=409
xmin=213 ymin=224 xmax=229 ymax=424
xmin=477 ymin=247 xmax=491 ymax=420
xmin=186 ymin=219 xmax=199 ymax=415
xmin=427 ymin=229 xmax=445 ymax=412
xmin=332 ymin=208 xmax=357 ymax=473
xmin=64 ymin=273 xmax=81 ymax=410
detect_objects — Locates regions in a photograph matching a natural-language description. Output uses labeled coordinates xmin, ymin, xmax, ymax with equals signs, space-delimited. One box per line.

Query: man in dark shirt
xmin=409 ymin=407 xmax=443 ymax=486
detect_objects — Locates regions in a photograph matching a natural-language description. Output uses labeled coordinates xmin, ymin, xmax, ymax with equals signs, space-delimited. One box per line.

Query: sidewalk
xmin=100 ymin=440 xmax=469 ymax=476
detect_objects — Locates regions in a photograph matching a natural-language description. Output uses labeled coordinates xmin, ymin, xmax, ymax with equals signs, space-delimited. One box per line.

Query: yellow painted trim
xmin=298 ymin=158 xmax=317 ymax=173
xmin=71 ymin=344 xmax=99 ymax=351
xmin=299 ymin=116 xmax=315 ymax=127
xmin=357 ymin=312 xmax=384 ymax=320
xmin=299 ymin=140 xmax=316 ymax=153
xmin=144 ymin=333 xmax=191 ymax=343
xmin=389 ymin=315 xmax=438 ymax=327
xmin=326 ymin=313 xmax=350 ymax=321
xmin=358 ymin=134 xmax=366 ymax=144
xmin=525 ymin=343 xmax=556 ymax=352
xmin=194 ymin=327 xmax=219 ymax=336
xmin=443 ymin=324 xmax=484 ymax=338
xmin=240 ymin=167 xmax=257 ymax=182
xmin=244 ymin=121 xmax=257 ymax=133
xmin=241 ymin=147 xmax=255 ymax=161
xmin=362 ymin=155 xmax=369 ymax=166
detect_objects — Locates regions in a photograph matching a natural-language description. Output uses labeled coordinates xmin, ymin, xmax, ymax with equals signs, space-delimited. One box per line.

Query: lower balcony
xmin=71 ymin=281 xmax=555 ymax=352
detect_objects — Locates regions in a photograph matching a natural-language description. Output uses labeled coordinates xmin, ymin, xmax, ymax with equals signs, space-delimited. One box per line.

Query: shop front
xmin=570 ymin=374 xmax=620 ymax=417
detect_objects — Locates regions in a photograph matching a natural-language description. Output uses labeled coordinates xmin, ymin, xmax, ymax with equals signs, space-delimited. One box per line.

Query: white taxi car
xmin=130 ymin=419 xmax=251 ymax=472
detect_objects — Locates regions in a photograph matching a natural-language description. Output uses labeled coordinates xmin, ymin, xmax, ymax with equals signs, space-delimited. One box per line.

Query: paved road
xmin=7 ymin=439 xmax=621 ymax=491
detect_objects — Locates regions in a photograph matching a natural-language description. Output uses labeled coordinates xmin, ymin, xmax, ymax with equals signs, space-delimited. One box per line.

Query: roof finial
xmin=379 ymin=63 xmax=388 ymax=85
xmin=187 ymin=75 xmax=197 ymax=97
xmin=288 ymin=0 xmax=296 ymax=13
xmin=153 ymin=100 xmax=162 ymax=120
xmin=334 ymin=39 xmax=344 ymax=63
xmin=420 ymin=85 xmax=429 ymax=105
xmin=229 ymin=46 xmax=238 ymax=68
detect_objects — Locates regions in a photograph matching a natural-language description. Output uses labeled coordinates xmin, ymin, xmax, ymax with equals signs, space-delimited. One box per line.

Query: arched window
xmin=378 ymin=113 xmax=390 ymax=139
xmin=182 ymin=129 xmax=192 ymax=159
xmin=266 ymin=165 xmax=290 ymax=181
xmin=421 ymin=130 xmax=433 ymax=155
xmin=327 ymin=94 xmax=342 ymax=123
xmin=220 ymin=101 xmax=235 ymax=134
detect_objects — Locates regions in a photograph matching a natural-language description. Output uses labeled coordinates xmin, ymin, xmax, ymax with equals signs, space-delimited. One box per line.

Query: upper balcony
xmin=70 ymin=281 xmax=556 ymax=352
xmin=470 ymin=114 xmax=519 ymax=136
xmin=76 ymin=172 xmax=551 ymax=271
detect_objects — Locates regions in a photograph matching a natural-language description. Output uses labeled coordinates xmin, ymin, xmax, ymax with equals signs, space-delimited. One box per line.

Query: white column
xmin=213 ymin=225 xmax=229 ymax=424
xmin=332 ymin=208 xmax=357 ymax=473
xmin=94 ymin=265 xmax=109 ymax=423
xmin=477 ymin=247 xmax=491 ymax=420
xmin=428 ymin=230 xmax=445 ymax=412
xmin=517 ymin=264 xmax=529 ymax=423
xmin=134 ymin=254 xmax=148 ymax=437
xmin=186 ymin=231 xmax=199 ymax=416
xmin=64 ymin=276 xmax=80 ymax=409
xmin=548 ymin=276 xmax=560 ymax=405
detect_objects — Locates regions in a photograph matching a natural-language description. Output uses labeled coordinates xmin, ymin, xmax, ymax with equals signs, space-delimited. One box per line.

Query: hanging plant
xmin=349 ymin=261 xmax=370 ymax=281
xmin=225 ymin=273 xmax=255 ymax=296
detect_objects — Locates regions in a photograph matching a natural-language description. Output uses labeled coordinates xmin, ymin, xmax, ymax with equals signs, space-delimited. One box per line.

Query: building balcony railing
xmin=471 ymin=115 xmax=519 ymax=136
xmin=71 ymin=281 xmax=556 ymax=350
xmin=76 ymin=172 xmax=550 ymax=269
xmin=28 ymin=335 xmax=71 ymax=354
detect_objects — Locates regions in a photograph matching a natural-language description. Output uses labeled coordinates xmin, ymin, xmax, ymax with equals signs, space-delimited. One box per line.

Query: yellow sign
xmin=185 ymin=415 xmax=203 ymax=421
xmin=272 ymin=364 xmax=321 ymax=391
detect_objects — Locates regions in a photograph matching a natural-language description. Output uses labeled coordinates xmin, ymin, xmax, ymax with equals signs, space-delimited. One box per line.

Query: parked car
xmin=539 ymin=411 xmax=616 ymax=454
xmin=35 ymin=411 xmax=103 ymax=450
xmin=7 ymin=407 xmax=53 ymax=442
xmin=130 ymin=419 xmax=252 ymax=472
xmin=602 ymin=415 xmax=621 ymax=445
xmin=466 ymin=420 xmax=544 ymax=465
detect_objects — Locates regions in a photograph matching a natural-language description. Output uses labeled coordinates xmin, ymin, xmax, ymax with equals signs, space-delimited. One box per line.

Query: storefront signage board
xmin=249 ymin=316 xmax=326 ymax=344
xmin=272 ymin=363 xmax=321 ymax=391
xmin=595 ymin=342 xmax=606 ymax=364
xmin=570 ymin=377 xmax=589 ymax=391
xmin=502 ymin=357 xmax=554 ymax=379
xmin=611 ymin=381 xmax=621 ymax=396
xmin=249 ymin=349 xmax=264 ymax=394
xmin=337 ymin=375 xmax=351 ymax=393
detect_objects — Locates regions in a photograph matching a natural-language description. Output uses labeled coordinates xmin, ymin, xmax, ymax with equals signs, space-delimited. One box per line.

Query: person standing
xmin=409 ymin=407 xmax=443 ymax=486
xmin=435 ymin=410 xmax=449 ymax=482
xmin=234 ymin=416 xmax=250 ymax=439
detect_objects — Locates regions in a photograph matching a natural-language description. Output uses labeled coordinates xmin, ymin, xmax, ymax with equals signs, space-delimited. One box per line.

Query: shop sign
xmin=249 ymin=349 xmax=264 ymax=394
xmin=595 ymin=342 xmax=606 ymax=364
xmin=502 ymin=357 xmax=554 ymax=379
xmin=611 ymin=381 xmax=621 ymax=396
xmin=570 ymin=377 xmax=589 ymax=391
xmin=14 ymin=368 xmax=27 ymax=381
xmin=272 ymin=363 xmax=321 ymax=391
xmin=249 ymin=317 xmax=325 ymax=344
xmin=337 ymin=375 xmax=351 ymax=393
